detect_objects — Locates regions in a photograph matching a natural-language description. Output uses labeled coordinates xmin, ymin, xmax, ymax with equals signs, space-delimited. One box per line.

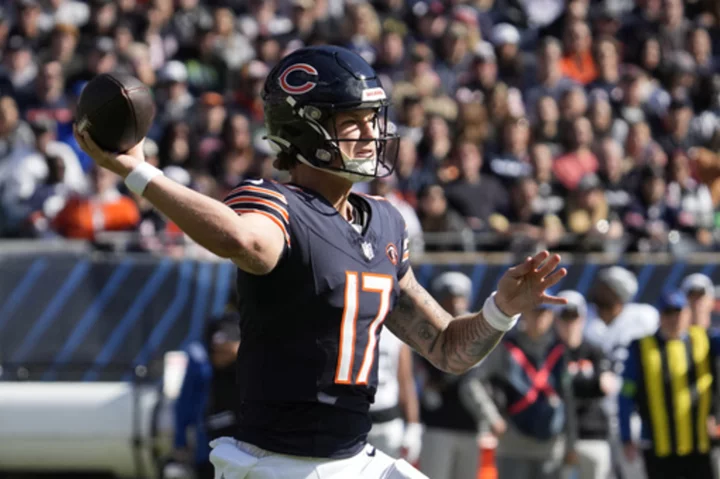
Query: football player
xmin=74 ymin=45 xmax=567 ymax=479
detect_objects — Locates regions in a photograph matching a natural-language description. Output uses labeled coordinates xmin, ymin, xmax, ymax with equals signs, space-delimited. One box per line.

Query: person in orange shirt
xmin=560 ymin=20 xmax=598 ymax=85
xmin=552 ymin=117 xmax=599 ymax=191
xmin=52 ymin=166 xmax=140 ymax=241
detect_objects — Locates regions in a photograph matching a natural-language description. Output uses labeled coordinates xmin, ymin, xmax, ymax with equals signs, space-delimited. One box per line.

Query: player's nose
xmin=359 ymin=119 xmax=378 ymax=139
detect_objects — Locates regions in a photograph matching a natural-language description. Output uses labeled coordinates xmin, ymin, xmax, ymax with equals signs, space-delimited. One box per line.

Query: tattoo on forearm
xmin=439 ymin=313 xmax=504 ymax=373
xmin=385 ymin=287 xmax=444 ymax=354
xmin=385 ymin=273 xmax=505 ymax=374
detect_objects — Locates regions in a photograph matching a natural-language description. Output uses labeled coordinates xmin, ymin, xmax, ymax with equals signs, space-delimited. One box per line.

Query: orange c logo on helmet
xmin=279 ymin=63 xmax=318 ymax=95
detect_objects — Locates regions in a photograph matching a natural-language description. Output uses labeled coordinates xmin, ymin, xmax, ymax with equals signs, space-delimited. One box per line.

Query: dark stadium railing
xmin=4 ymin=227 xmax=710 ymax=257
xmin=1 ymin=239 xmax=719 ymax=382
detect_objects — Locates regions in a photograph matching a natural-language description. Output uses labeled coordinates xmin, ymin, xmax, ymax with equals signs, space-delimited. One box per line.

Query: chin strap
xmin=294 ymin=150 xmax=378 ymax=183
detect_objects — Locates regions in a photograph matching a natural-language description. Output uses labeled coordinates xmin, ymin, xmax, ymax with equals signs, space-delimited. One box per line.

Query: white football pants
xmin=209 ymin=437 xmax=428 ymax=479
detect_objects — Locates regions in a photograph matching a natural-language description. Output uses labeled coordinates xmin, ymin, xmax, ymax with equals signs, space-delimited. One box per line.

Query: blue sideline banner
xmin=0 ymin=252 xmax=718 ymax=382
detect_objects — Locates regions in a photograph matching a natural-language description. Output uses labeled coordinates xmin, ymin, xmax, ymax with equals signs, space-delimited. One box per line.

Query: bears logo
xmin=279 ymin=63 xmax=318 ymax=95
xmin=386 ymin=243 xmax=399 ymax=266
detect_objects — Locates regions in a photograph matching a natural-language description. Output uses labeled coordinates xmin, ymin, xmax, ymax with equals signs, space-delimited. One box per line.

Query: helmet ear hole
xmin=316 ymin=149 xmax=332 ymax=162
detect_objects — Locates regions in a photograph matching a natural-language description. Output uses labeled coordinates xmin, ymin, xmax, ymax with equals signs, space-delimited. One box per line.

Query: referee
xmin=619 ymin=290 xmax=720 ymax=479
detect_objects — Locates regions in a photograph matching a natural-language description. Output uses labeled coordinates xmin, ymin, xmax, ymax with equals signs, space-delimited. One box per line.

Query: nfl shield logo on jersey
xmin=361 ymin=241 xmax=375 ymax=261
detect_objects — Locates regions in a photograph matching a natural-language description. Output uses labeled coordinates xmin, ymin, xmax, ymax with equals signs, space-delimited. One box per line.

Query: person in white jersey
xmin=368 ymin=327 xmax=422 ymax=464
xmin=583 ymin=266 xmax=660 ymax=479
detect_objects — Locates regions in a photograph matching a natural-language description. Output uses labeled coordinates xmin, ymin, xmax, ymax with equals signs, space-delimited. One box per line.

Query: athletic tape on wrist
xmin=124 ymin=163 xmax=163 ymax=196
xmin=482 ymin=292 xmax=520 ymax=332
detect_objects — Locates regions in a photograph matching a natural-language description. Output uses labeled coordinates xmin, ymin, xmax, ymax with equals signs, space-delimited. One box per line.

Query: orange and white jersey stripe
xmin=401 ymin=228 xmax=410 ymax=263
xmin=223 ymin=180 xmax=291 ymax=246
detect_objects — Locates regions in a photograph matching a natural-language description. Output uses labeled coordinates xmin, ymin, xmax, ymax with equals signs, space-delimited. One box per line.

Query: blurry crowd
xmin=0 ymin=0 xmax=719 ymax=255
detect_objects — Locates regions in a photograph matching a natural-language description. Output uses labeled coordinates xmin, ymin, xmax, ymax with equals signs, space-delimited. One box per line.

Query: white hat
xmin=431 ymin=271 xmax=472 ymax=300
xmin=159 ymin=60 xmax=188 ymax=83
xmin=163 ymin=166 xmax=191 ymax=186
xmin=554 ymin=290 xmax=588 ymax=318
xmin=473 ymin=41 xmax=496 ymax=62
xmin=143 ymin=138 xmax=159 ymax=157
xmin=491 ymin=23 xmax=520 ymax=46
xmin=681 ymin=273 xmax=714 ymax=297
xmin=596 ymin=266 xmax=638 ymax=304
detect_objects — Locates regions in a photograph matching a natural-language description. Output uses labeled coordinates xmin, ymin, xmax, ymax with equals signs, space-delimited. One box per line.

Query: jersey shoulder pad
xmin=223 ymin=179 xmax=290 ymax=246
xmin=362 ymin=194 xmax=411 ymax=273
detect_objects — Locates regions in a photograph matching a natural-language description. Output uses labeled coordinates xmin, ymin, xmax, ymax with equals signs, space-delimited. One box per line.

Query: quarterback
xmin=75 ymin=45 xmax=567 ymax=479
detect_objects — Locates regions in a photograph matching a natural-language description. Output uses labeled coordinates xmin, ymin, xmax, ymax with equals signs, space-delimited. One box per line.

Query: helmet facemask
xmin=297 ymin=101 xmax=400 ymax=183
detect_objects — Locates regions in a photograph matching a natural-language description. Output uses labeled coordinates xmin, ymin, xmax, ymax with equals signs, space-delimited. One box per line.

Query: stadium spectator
xmin=558 ymin=86 xmax=588 ymax=124
xmin=680 ymin=273 xmax=716 ymax=328
xmin=587 ymin=92 xmax=627 ymax=145
xmin=488 ymin=116 xmax=533 ymax=184
xmin=531 ymin=95 xmax=562 ymax=151
xmin=564 ymin=173 xmax=624 ymax=251
xmin=491 ymin=23 xmax=524 ymax=90
xmin=155 ymin=60 xmax=194 ymax=129
xmin=417 ymin=271 xmax=500 ymax=479
xmin=1 ymin=36 xmax=37 ymax=97
xmin=416 ymin=183 xmax=473 ymax=252
xmin=552 ymin=116 xmax=599 ymax=192
xmin=530 ymin=142 xmax=565 ymax=216
xmin=587 ymin=36 xmax=621 ymax=98
xmin=0 ymin=95 xmax=34 ymax=161
xmin=1 ymin=117 xmax=85 ymax=236
xmin=666 ymin=149 xmax=715 ymax=246
xmin=443 ymin=140 xmax=509 ymax=232
xmin=619 ymin=290 xmax=716 ymax=479
xmin=553 ymin=290 xmax=616 ymax=479
xmin=595 ymin=137 xmax=632 ymax=218
xmin=472 ymin=304 xmax=577 ymax=479
xmin=40 ymin=23 xmax=82 ymax=79
xmin=584 ymin=266 xmax=660 ymax=479
xmin=623 ymin=164 xmax=680 ymax=252
xmin=524 ymin=37 xmax=576 ymax=120
xmin=12 ymin=0 xmax=46 ymax=52
xmin=489 ymin=175 xmax=565 ymax=251
xmin=50 ymin=165 xmax=140 ymax=241
xmin=171 ymin=312 xmax=241 ymax=479
xmin=560 ymin=20 xmax=597 ymax=85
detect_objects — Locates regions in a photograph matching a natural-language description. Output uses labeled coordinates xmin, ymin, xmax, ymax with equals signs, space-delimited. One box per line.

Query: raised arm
xmin=384 ymin=251 xmax=566 ymax=374
xmin=74 ymin=130 xmax=285 ymax=275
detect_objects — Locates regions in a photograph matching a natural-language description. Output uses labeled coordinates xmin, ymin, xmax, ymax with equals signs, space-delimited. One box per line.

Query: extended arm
xmin=144 ymin=176 xmax=285 ymax=274
xmin=384 ymin=252 xmax=566 ymax=374
xmin=384 ymin=267 xmax=502 ymax=374
xmin=74 ymin=130 xmax=286 ymax=275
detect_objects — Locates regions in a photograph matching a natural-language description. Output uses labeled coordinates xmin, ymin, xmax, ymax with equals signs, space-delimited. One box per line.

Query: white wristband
xmin=124 ymin=163 xmax=163 ymax=196
xmin=482 ymin=292 xmax=520 ymax=332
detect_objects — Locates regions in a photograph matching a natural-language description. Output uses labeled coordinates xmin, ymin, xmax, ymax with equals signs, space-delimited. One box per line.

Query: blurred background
xmin=0 ymin=0 xmax=719 ymax=478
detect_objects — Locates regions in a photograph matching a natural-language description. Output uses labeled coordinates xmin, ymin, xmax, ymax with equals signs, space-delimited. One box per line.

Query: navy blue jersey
xmin=222 ymin=179 xmax=410 ymax=458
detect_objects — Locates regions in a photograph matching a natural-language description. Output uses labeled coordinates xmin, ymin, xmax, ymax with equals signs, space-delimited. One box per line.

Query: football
xmin=75 ymin=72 xmax=155 ymax=153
